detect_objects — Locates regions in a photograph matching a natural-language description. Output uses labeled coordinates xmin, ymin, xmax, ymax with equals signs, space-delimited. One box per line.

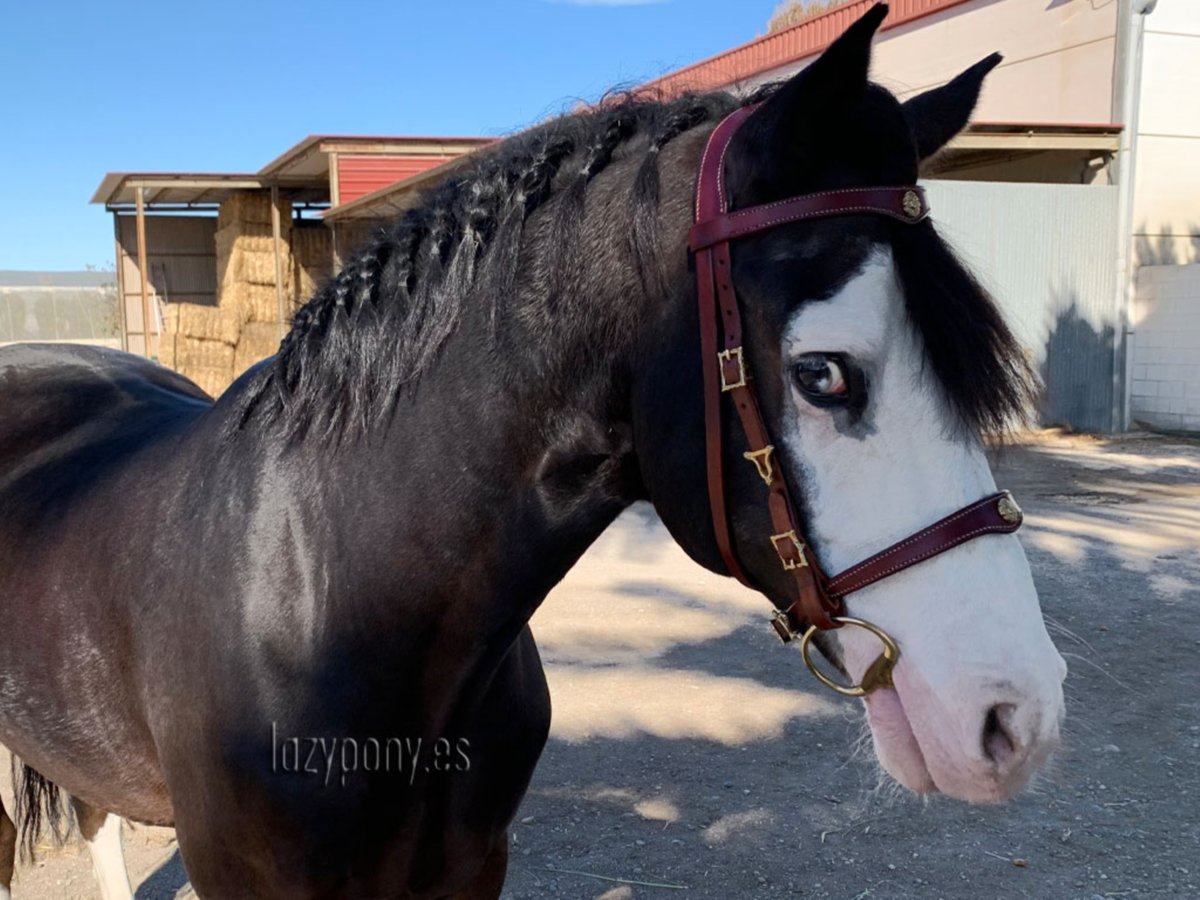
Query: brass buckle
xmin=902 ymin=189 xmax=923 ymax=220
xmin=717 ymin=347 xmax=747 ymax=391
xmin=770 ymin=610 xmax=796 ymax=643
xmin=770 ymin=530 xmax=808 ymax=570
xmin=742 ymin=445 xmax=775 ymax=486
xmin=997 ymin=491 xmax=1022 ymax=524
xmin=799 ymin=617 xmax=901 ymax=697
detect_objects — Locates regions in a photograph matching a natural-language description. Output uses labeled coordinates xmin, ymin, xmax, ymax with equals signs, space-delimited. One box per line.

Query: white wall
xmin=1130 ymin=265 xmax=1200 ymax=433
xmin=743 ymin=0 xmax=1119 ymax=125
xmin=1132 ymin=3 xmax=1200 ymax=266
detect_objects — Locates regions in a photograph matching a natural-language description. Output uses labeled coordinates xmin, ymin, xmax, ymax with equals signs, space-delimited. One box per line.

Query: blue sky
xmin=0 ymin=0 xmax=781 ymax=271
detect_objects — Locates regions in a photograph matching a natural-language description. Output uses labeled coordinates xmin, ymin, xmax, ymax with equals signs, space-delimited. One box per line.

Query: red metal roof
xmin=259 ymin=134 xmax=491 ymax=179
xmin=639 ymin=0 xmax=974 ymax=97
xmin=337 ymin=155 xmax=463 ymax=205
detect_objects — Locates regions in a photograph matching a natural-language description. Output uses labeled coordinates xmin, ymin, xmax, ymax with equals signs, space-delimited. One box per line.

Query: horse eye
xmin=794 ymin=354 xmax=851 ymax=404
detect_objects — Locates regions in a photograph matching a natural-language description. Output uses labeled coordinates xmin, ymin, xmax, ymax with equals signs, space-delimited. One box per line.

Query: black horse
xmin=0 ymin=7 xmax=1065 ymax=898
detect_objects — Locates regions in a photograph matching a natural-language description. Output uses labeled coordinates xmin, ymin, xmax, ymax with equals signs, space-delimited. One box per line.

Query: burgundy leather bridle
xmin=690 ymin=106 xmax=1024 ymax=696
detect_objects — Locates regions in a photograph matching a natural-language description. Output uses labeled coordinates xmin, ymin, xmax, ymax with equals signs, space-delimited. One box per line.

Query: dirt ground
xmin=2 ymin=431 xmax=1198 ymax=899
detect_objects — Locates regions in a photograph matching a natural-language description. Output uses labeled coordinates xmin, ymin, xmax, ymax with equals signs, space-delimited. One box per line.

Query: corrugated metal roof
xmin=94 ymin=137 xmax=493 ymax=208
xmin=91 ymin=173 xmax=272 ymax=207
xmin=338 ymin=155 xmax=464 ymax=206
xmin=324 ymin=153 xmax=481 ymax=223
xmin=259 ymin=135 xmax=492 ymax=180
xmin=639 ymin=0 xmax=973 ymax=97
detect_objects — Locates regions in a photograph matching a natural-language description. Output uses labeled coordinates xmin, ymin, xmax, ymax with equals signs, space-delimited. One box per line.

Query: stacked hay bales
xmin=233 ymin=322 xmax=285 ymax=375
xmin=158 ymin=303 xmax=244 ymax=397
xmin=157 ymin=192 xmax=336 ymax=397
xmin=291 ymin=225 xmax=333 ymax=306
xmin=228 ymin=224 xmax=334 ymax=378
xmin=216 ymin=191 xmax=295 ymax=328
xmin=155 ymin=192 xmax=274 ymax=396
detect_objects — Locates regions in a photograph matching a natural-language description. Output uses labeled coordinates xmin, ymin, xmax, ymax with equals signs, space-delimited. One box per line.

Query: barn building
xmin=92 ymin=136 xmax=487 ymax=396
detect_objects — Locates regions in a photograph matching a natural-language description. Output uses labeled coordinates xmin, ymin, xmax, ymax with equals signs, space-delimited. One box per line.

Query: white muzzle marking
xmin=781 ymin=249 xmax=1066 ymax=802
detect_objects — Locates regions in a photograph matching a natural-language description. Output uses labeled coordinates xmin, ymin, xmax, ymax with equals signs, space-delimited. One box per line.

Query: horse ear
xmin=733 ymin=3 xmax=889 ymax=163
xmin=902 ymin=53 xmax=1002 ymax=160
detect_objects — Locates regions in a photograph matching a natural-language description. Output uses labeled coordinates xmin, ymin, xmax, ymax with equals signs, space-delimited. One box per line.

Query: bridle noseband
xmin=691 ymin=106 xmax=1024 ymax=696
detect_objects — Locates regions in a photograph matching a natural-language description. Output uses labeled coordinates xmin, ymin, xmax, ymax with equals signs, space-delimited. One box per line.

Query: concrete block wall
xmin=1131 ymin=264 xmax=1200 ymax=433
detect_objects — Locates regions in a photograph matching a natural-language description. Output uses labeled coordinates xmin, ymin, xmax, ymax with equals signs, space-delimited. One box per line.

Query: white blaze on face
xmin=780 ymin=248 xmax=1066 ymax=803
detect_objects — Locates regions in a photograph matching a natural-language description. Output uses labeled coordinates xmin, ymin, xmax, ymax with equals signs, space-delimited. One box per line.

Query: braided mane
xmin=233 ymin=90 xmax=753 ymax=439
xmin=231 ymin=83 xmax=1031 ymax=443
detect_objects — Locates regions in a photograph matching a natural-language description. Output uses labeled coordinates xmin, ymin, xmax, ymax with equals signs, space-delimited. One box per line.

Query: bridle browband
xmin=690 ymin=105 xmax=1024 ymax=696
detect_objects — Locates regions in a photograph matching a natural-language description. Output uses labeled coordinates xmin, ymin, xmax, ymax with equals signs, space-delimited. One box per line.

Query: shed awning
xmin=91 ymin=172 xmax=330 ymax=209
xmin=946 ymin=122 xmax=1121 ymax=153
xmin=259 ymin=134 xmax=491 ymax=181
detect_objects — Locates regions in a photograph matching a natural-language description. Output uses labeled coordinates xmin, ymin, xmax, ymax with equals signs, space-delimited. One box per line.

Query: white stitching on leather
xmin=829 ymin=524 xmax=1011 ymax=594
xmin=695 ymin=126 xmax=721 ymax=221
xmin=692 ymin=200 xmax=927 ymax=249
xmin=727 ymin=186 xmax=921 ymax=219
xmin=827 ymin=496 xmax=998 ymax=591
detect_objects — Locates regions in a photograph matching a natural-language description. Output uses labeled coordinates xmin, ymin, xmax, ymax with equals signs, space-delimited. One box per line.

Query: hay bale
xmin=291 ymin=226 xmax=332 ymax=267
xmin=234 ymin=322 xmax=285 ymax=374
xmin=218 ymin=192 xmax=271 ymax=228
xmin=292 ymin=261 xmax=329 ymax=306
xmin=187 ymin=365 xmax=235 ymax=399
xmin=222 ymin=283 xmax=297 ymax=324
xmin=217 ymin=192 xmax=290 ymax=230
xmin=157 ymin=332 xmax=177 ymax=369
xmin=215 ymin=226 xmax=293 ymax=288
xmin=240 ymin=321 xmax=285 ymax=348
xmin=215 ymin=225 xmax=274 ymax=256
xmin=175 ymin=336 xmax=236 ymax=372
xmin=163 ymin=302 xmax=244 ymax=345
xmin=336 ymin=222 xmax=381 ymax=259
xmin=246 ymin=248 xmax=293 ymax=287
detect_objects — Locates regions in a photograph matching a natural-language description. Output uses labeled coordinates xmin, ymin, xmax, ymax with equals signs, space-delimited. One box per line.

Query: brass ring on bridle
xmin=800 ymin=616 xmax=900 ymax=697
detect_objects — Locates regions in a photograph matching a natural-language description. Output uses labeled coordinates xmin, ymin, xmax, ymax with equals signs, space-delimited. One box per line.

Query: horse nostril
xmin=982 ymin=703 xmax=1019 ymax=765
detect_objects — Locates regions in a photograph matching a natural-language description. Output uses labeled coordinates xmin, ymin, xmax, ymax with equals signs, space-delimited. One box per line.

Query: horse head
xmin=633 ymin=4 xmax=1066 ymax=804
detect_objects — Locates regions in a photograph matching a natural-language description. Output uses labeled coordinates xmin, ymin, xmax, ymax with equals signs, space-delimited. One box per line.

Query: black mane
xmin=233 ymin=84 xmax=1030 ymax=441
xmin=231 ymin=89 xmax=754 ymax=439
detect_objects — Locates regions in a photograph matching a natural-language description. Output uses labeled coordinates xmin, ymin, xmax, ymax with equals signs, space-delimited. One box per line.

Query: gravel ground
xmin=3 ymin=431 xmax=1198 ymax=899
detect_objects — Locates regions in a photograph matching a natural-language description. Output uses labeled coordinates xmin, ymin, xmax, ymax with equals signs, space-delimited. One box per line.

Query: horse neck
xmin=213 ymin=183 xmax=682 ymax=652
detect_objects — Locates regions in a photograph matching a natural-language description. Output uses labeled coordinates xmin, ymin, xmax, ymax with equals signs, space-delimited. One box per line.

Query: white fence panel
xmin=924 ymin=180 xmax=1121 ymax=432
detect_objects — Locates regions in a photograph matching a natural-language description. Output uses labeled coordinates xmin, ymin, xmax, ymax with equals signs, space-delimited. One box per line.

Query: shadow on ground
xmin=135 ymin=851 xmax=189 ymax=900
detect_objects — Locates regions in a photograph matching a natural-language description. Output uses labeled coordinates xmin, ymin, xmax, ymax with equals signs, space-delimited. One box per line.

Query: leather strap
xmin=827 ymin=491 xmax=1023 ymax=598
xmin=691 ymin=104 xmax=1025 ymax=643
xmin=694 ymin=106 xmax=842 ymax=631
xmin=690 ymin=185 xmax=928 ymax=252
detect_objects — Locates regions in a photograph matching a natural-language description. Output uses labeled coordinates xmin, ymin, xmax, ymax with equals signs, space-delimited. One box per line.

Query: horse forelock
xmin=889 ymin=220 xmax=1036 ymax=439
